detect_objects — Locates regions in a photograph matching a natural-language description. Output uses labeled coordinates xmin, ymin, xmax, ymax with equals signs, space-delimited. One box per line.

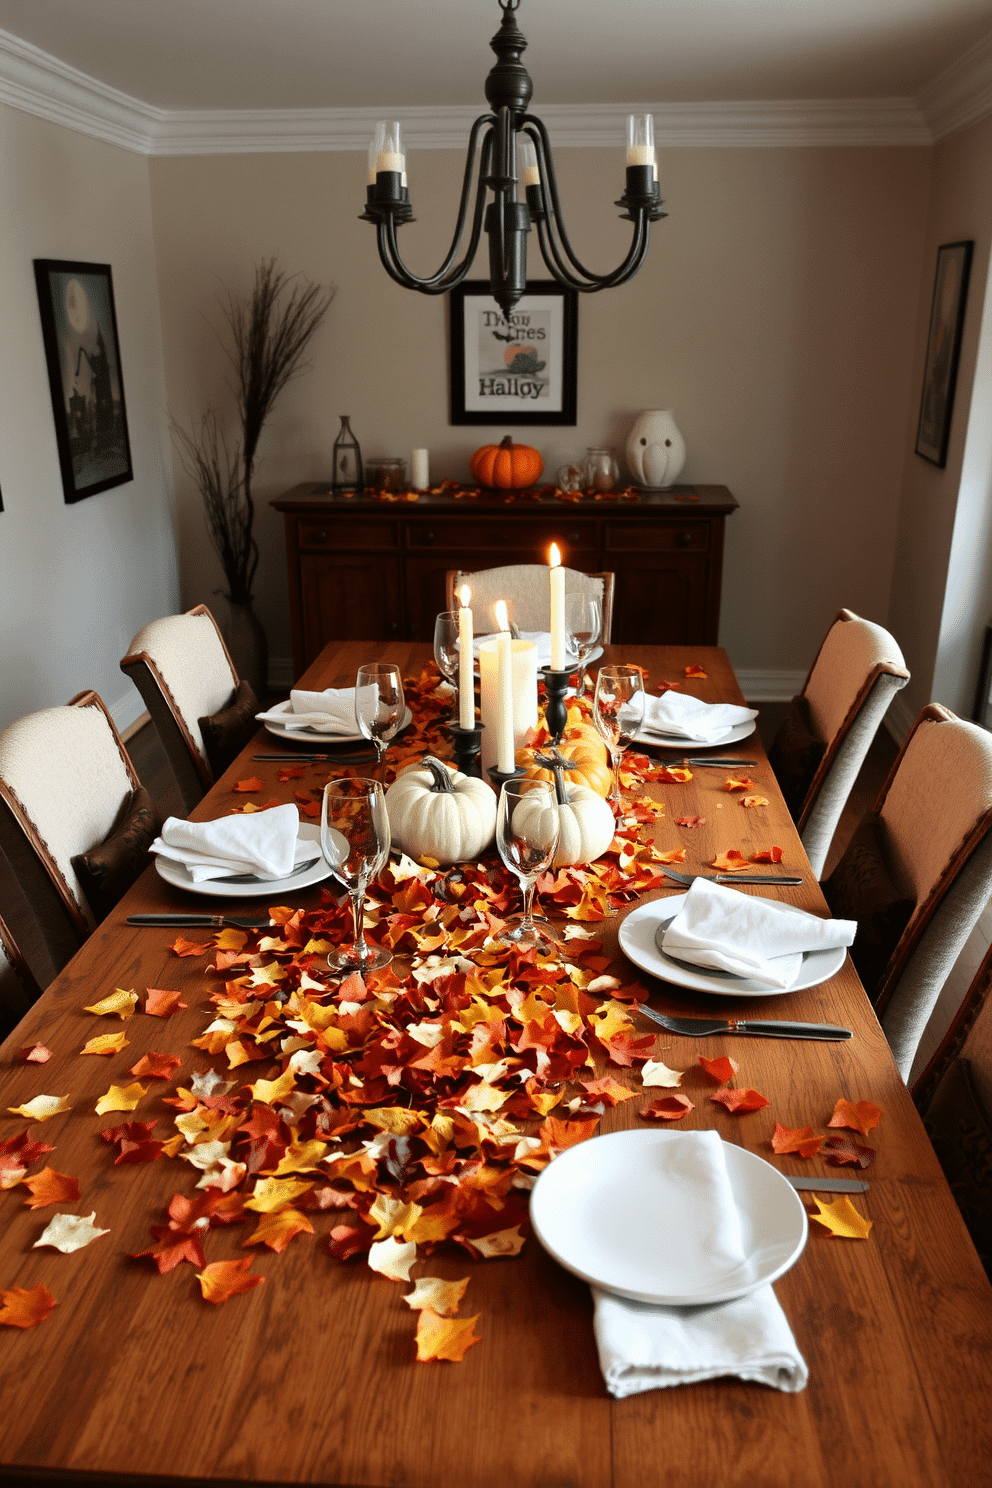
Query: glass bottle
xmin=332 ymin=416 xmax=363 ymax=493
xmin=583 ymin=447 xmax=620 ymax=493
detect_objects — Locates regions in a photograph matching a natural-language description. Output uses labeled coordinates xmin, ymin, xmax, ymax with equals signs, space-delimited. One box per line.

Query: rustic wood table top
xmin=1 ymin=642 xmax=990 ymax=1488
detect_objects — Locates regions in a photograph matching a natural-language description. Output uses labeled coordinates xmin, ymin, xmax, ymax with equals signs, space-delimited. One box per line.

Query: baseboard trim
xmin=119 ymin=710 xmax=150 ymax=743
xmin=736 ymin=669 xmax=806 ymax=702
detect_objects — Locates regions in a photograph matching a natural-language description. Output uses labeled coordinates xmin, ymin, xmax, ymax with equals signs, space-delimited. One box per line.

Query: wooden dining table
xmin=2 ymin=640 xmax=991 ymax=1488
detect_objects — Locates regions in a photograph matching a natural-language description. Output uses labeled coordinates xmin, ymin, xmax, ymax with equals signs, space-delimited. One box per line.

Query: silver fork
xmin=636 ymin=1005 xmax=852 ymax=1040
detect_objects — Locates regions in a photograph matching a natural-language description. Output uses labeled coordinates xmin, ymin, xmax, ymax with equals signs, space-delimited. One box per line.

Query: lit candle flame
xmin=459 ymin=584 xmax=472 ymax=608
xmin=549 ymin=543 xmax=561 ymax=568
xmin=495 ymin=600 xmax=510 ymax=633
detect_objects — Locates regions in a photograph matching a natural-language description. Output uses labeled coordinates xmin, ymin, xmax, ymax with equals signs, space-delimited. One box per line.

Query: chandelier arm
xmin=378 ymin=128 xmax=495 ymax=294
xmin=534 ymin=201 xmax=650 ymax=292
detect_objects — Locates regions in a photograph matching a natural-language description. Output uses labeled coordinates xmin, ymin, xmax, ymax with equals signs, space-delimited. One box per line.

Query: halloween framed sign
xmin=449 ymin=280 xmax=577 ymax=425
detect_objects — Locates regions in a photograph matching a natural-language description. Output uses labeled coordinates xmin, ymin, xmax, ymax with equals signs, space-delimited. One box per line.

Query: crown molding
xmin=1 ymin=23 xmax=989 ymax=158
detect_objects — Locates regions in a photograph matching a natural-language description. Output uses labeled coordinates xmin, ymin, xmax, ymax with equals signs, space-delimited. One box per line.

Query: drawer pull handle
xmin=567 ymin=530 xmax=580 ymax=543
xmin=316 ymin=530 xmax=328 ymax=541
xmin=388 ymin=620 xmax=399 ymax=635
xmin=425 ymin=530 xmax=435 ymax=544
xmin=677 ymin=531 xmax=693 ymax=547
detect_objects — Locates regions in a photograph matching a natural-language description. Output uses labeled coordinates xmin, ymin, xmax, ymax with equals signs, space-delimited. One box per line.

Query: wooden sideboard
xmin=272 ymin=483 xmax=738 ymax=675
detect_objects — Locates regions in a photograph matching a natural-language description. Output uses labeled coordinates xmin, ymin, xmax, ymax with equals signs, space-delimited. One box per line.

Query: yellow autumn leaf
xmin=214 ymin=928 xmax=248 ymax=951
xmin=244 ymin=1176 xmax=314 ymax=1213
xmin=242 ymin=1206 xmax=314 ymax=1253
xmin=415 ymin=1307 xmax=481 ymax=1362
xmin=403 ymin=1276 xmax=470 ymax=1317
xmin=248 ymin=1070 xmax=297 ymax=1105
xmin=269 ymin=1139 xmax=328 ymax=1175
xmin=363 ymin=1107 xmax=427 ymax=1135
xmin=7 ymin=1095 xmax=72 ymax=1122
xmin=94 ymin=1081 xmax=146 ymax=1115
xmin=809 ymin=1195 xmax=873 ymax=1240
xmin=405 ymin=1210 xmax=461 ymax=1245
xmin=80 ymin=1031 xmax=130 ymax=1057
xmin=460 ymin=1081 xmax=510 ymax=1113
xmin=368 ymin=1194 xmax=423 ymax=1241
xmin=84 ymin=989 xmax=138 ymax=1019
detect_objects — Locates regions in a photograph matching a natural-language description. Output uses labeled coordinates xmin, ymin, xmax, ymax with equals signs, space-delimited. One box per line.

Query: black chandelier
xmin=360 ymin=0 xmax=665 ymax=318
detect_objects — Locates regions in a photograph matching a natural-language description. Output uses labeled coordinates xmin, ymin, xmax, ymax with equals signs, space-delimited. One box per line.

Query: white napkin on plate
xmin=473 ymin=631 xmax=552 ymax=668
xmin=593 ymin=1285 xmax=808 ymax=1397
xmin=641 ymin=689 xmax=757 ymax=743
xmin=255 ymin=687 xmax=357 ymax=734
xmin=150 ymin=804 xmax=320 ymax=882
xmin=661 ymin=878 xmax=856 ymax=989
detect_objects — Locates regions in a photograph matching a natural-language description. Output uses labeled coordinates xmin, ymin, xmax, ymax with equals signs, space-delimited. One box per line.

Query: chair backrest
xmin=791 ymin=608 xmax=909 ymax=877
xmin=0 ymin=691 xmax=140 ymax=970
xmin=0 ymin=911 xmax=42 ymax=1024
xmin=873 ymin=705 xmax=992 ymax=1079
xmin=120 ymin=604 xmax=239 ymax=812
xmin=445 ymin=566 xmax=615 ymax=644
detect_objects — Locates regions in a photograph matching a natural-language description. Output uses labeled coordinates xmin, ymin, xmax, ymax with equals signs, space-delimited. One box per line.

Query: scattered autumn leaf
xmin=243 ymin=1206 xmax=314 ymax=1253
xmin=640 ymin=1095 xmax=694 ymax=1120
xmin=368 ymin=1235 xmax=417 ymax=1281
xmin=711 ymin=850 xmax=749 ymax=873
xmin=130 ymin=1051 xmax=182 ymax=1079
xmin=21 ymin=1167 xmax=80 ymax=1209
xmin=641 ymin=1059 xmax=684 ymax=1088
xmin=724 ymin=776 xmax=756 ymax=793
xmin=415 ymin=1307 xmax=481 ymax=1362
xmin=684 ymin=665 xmax=708 ymax=679
xmin=233 ymin=777 xmax=264 ymax=793
xmin=34 ymin=1211 xmax=109 ymax=1253
xmin=170 ymin=937 xmax=209 ymax=958
xmin=470 ymin=1226 xmax=526 ymax=1258
xmin=84 ymin=989 xmax=138 ymax=1019
xmin=80 ymin=1031 xmax=129 ymax=1056
xmin=404 ymin=1276 xmax=470 ymax=1317
xmin=94 ymin=1082 xmax=146 ymax=1116
xmin=752 ymin=846 xmax=784 ymax=864
xmin=6 ymin=1095 xmax=71 ymax=1123
xmin=657 ymin=847 xmax=688 ymax=863
xmin=197 ymin=1258 xmax=265 ymax=1303
xmin=823 ymin=1133 xmax=875 ymax=1168
xmin=655 ymin=767 xmax=693 ymax=784
xmin=0 ymin=1283 xmax=56 ymax=1328
xmin=145 ymin=988 xmax=189 ymax=1018
xmin=771 ymin=1123 xmax=824 ymax=1158
xmin=20 ymin=1044 xmax=51 ymax=1063
xmin=809 ymin=1196 xmax=873 ymax=1240
xmin=740 ymin=795 xmax=770 ymax=808
xmin=711 ymin=1087 xmax=769 ymax=1113
xmin=828 ymin=1099 xmax=882 ymax=1136
xmin=698 ymin=1055 xmax=740 ymax=1084
xmin=674 ymin=816 xmax=706 ymax=828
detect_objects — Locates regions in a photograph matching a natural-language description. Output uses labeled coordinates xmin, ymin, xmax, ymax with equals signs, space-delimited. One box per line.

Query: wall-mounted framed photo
xmin=449 ymin=280 xmax=577 ymax=425
xmin=915 ymin=240 xmax=973 ymax=469
xmin=33 ymin=259 xmax=133 ymax=504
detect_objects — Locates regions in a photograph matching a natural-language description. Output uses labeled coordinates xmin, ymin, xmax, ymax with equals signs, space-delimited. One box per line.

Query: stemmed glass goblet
xmin=565 ymin=593 xmax=602 ymax=696
xmin=593 ymin=665 xmax=646 ymax=811
xmin=495 ymin=779 xmax=561 ymax=953
xmin=320 ymin=778 xmax=392 ymax=972
xmin=355 ymin=663 xmax=405 ymax=780
xmin=433 ymin=611 xmax=460 ymax=713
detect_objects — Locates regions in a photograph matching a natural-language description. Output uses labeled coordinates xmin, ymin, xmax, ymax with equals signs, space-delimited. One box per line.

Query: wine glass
xmin=495 ymin=779 xmax=560 ymax=953
xmin=593 ymin=665 xmax=645 ymax=810
xmin=565 ymin=593 xmax=602 ymax=696
xmin=433 ymin=611 xmax=460 ymax=700
xmin=354 ymin=663 xmax=405 ymax=780
xmin=320 ymin=778 xmax=392 ymax=972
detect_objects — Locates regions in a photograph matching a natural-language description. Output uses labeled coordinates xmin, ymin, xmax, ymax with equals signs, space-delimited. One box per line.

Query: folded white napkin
xmin=641 ymin=689 xmax=758 ymax=743
xmin=594 ymin=1284 xmax=809 ymax=1397
xmin=473 ymin=631 xmax=552 ymax=668
xmin=150 ymin=804 xmax=319 ymax=882
xmin=661 ymin=878 xmax=856 ymax=989
xmin=255 ymin=687 xmax=357 ymax=734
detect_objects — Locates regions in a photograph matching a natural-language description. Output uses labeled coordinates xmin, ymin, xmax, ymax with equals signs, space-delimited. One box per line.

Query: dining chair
xmin=0 ymin=911 xmax=42 ymax=1027
xmin=446 ymin=565 xmax=615 ymax=644
xmin=822 ymin=704 xmax=992 ymax=1080
xmin=768 ymin=608 xmax=909 ymax=878
xmin=0 ymin=691 xmax=159 ymax=974
xmin=120 ymin=604 xmax=258 ymax=812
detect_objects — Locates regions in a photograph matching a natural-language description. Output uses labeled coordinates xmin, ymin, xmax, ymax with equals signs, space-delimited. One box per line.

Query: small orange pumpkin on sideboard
xmin=469 ymin=435 xmax=544 ymax=490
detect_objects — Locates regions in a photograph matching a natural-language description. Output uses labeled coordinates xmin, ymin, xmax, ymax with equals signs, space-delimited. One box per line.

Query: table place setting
xmin=149 ymin=803 xmax=328 ymax=895
xmin=256 ymin=683 xmax=413 ymax=746
xmin=636 ymin=688 xmax=759 ymax=748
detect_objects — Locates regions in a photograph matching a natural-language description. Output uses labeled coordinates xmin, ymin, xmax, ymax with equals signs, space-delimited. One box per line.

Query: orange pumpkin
xmin=470 ymin=435 xmax=543 ymax=490
xmin=516 ymin=740 xmax=613 ymax=800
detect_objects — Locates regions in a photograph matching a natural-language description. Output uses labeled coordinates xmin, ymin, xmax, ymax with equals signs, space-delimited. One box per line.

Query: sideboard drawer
xmin=604 ymin=521 xmax=709 ymax=553
xmin=299 ymin=519 xmax=398 ymax=550
xmin=406 ymin=518 xmax=595 ymax=551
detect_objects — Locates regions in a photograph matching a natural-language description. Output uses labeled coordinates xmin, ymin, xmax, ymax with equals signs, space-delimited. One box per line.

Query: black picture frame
xmin=915 ymin=240 xmax=973 ymax=469
xmin=449 ymin=280 xmax=577 ymax=425
xmin=33 ymin=259 xmax=133 ymax=504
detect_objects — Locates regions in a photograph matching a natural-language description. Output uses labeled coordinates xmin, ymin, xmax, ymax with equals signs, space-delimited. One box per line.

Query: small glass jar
xmin=583 ymin=447 xmax=620 ymax=493
xmin=365 ymin=457 xmax=407 ymax=494
xmin=557 ymin=462 xmax=584 ymax=494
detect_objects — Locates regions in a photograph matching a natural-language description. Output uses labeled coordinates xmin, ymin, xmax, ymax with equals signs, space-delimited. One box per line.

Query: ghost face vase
xmin=625 ymin=410 xmax=686 ymax=489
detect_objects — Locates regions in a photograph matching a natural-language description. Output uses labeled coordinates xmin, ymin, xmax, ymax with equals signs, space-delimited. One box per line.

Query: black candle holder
xmin=447 ymin=721 xmax=483 ymax=778
xmin=540 ymin=666 xmax=573 ymax=745
xmin=487 ymin=763 xmax=525 ymax=793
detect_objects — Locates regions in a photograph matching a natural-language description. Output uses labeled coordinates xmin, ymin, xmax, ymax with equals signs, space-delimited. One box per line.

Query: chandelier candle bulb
xmin=549 ymin=544 xmax=566 ymax=671
xmin=458 ymin=585 xmax=474 ymax=730
xmin=626 ymin=114 xmax=657 ymax=178
xmin=411 ymin=448 xmax=429 ymax=490
xmin=494 ymin=601 xmax=515 ymax=775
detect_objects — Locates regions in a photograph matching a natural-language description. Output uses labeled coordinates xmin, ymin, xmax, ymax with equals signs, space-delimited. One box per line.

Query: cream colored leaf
xmin=403 ymin=1276 xmax=470 ymax=1317
xmin=367 ymin=1235 xmax=416 ymax=1282
xmin=6 ymin=1095 xmax=71 ymax=1123
xmin=471 ymin=1225 xmax=526 ymax=1258
xmin=33 ymin=1211 xmax=109 ymax=1253
xmin=641 ymin=1059 xmax=684 ymax=1088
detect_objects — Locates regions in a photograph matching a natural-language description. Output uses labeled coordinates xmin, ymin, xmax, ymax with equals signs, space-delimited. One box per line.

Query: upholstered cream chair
xmin=0 ymin=692 xmax=147 ymax=973
xmin=769 ymin=608 xmax=909 ymax=878
xmin=120 ymin=604 xmax=253 ymax=812
xmin=445 ymin=566 xmax=615 ymax=644
xmin=823 ymin=705 xmax=992 ymax=1081
xmin=0 ymin=912 xmax=41 ymax=1026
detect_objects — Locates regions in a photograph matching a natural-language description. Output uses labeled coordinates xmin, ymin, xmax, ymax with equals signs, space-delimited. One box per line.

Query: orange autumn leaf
xmin=145 ymin=987 xmax=189 ymax=1018
xmin=698 ymin=1054 xmax=740 ymax=1084
xmin=640 ymin=1094 xmax=694 ymax=1121
xmin=415 ymin=1307 xmax=482 ymax=1362
xmin=0 ymin=1283 xmax=56 ymax=1329
xmin=711 ymin=850 xmax=749 ymax=872
xmin=242 ymin=1207 xmax=314 ymax=1253
xmin=20 ymin=1044 xmax=52 ymax=1063
xmin=130 ymin=1051 xmax=182 ymax=1079
xmin=740 ymin=795 xmax=769 ymax=808
xmin=655 ymin=766 xmax=693 ymax=784
xmin=711 ymin=1087 xmax=769 ymax=1113
xmin=823 ymin=1133 xmax=875 ymax=1168
xmin=674 ymin=816 xmax=706 ymax=828
xmin=751 ymin=846 xmax=785 ymax=863
xmin=170 ymin=936 xmax=209 ymax=958
xmin=723 ymin=776 xmax=756 ymax=792
xmin=771 ymin=1123 xmax=824 ymax=1158
xmin=233 ymin=777 xmax=264 ymax=793
xmin=684 ymin=665 xmax=708 ymax=678
xmin=828 ymin=1099 xmax=882 ymax=1136
xmin=196 ymin=1258 xmax=265 ymax=1303
xmin=21 ymin=1166 xmax=80 ymax=1209
xmin=657 ymin=847 xmax=688 ymax=863
xmin=578 ymin=1075 xmax=638 ymax=1106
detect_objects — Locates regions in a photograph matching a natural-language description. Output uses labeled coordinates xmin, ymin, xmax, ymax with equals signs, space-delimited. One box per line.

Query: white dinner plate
xmin=618 ymin=893 xmax=848 ymax=997
xmin=632 ymin=717 xmax=757 ymax=750
xmin=530 ymin=1130 xmax=808 ymax=1305
xmin=153 ymin=822 xmax=332 ymax=898
xmin=263 ymin=700 xmax=413 ymax=746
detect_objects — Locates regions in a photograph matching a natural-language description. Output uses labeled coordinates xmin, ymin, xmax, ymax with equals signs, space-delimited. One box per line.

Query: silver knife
xmin=252 ymin=753 xmax=374 ymax=764
xmin=787 ymin=1177 xmax=869 ymax=1193
xmin=663 ymin=868 xmax=804 ymax=886
xmin=126 ymin=914 xmax=272 ymax=928
xmin=662 ymin=758 xmax=760 ymax=768
xmin=636 ymin=1005 xmax=853 ymax=1040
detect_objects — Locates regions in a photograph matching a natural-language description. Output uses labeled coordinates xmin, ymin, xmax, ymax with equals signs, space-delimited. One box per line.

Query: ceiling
xmin=0 ymin=0 xmax=989 ymax=114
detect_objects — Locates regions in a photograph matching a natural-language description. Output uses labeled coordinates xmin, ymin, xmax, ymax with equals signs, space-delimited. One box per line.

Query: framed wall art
xmin=33 ymin=259 xmax=133 ymax=503
xmin=449 ymin=280 xmax=577 ymax=425
xmin=915 ymin=240 xmax=973 ymax=469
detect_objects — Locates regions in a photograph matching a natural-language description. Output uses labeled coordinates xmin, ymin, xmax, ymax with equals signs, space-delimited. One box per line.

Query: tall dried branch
xmin=170 ymin=414 xmax=256 ymax=603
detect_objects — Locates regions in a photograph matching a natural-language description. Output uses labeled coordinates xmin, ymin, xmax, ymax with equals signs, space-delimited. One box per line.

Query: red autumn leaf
xmin=723 ymin=776 xmax=757 ymax=793
xmin=144 ymin=988 xmax=189 ymax=1018
xmin=277 ymin=766 xmax=307 ymax=781
xmin=130 ymin=1051 xmax=182 ymax=1079
xmin=771 ymin=1122 xmax=824 ymax=1158
xmin=116 ymin=1139 xmax=165 ymax=1165
xmin=100 ymin=1120 xmax=158 ymax=1146
xmin=684 ymin=665 xmax=708 ymax=678
xmin=675 ymin=815 xmax=706 ymax=828
xmin=578 ymin=1075 xmax=637 ymax=1106
xmin=329 ymin=1224 xmax=373 ymax=1261
xmin=21 ymin=1167 xmax=80 ymax=1209
xmin=698 ymin=1054 xmax=740 ymax=1084
xmin=0 ymin=1132 xmax=54 ymax=1166
xmin=711 ymin=850 xmax=749 ymax=872
xmin=828 ymin=1098 xmax=882 ymax=1136
xmin=197 ymin=1258 xmax=265 ymax=1304
xmin=640 ymin=1094 xmax=694 ymax=1120
xmin=711 ymin=1087 xmax=769 ymax=1113
xmin=823 ymin=1133 xmax=875 ymax=1168
xmin=20 ymin=1044 xmax=52 ymax=1063
xmin=0 ymin=1283 xmax=56 ymax=1329
xmin=655 ymin=767 xmax=693 ymax=784
xmin=170 ymin=936 xmax=209 ymax=958
xmin=233 ymin=777 xmax=264 ymax=793
xmin=751 ymin=846 xmax=785 ymax=863
xmin=300 ymin=800 xmax=321 ymax=819
xmin=133 ymin=1225 xmax=207 ymax=1274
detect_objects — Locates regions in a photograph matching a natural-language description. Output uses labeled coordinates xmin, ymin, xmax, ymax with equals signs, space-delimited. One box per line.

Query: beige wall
xmin=148 ymin=142 xmax=931 ymax=684
xmin=0 ymin=104 xmax=178 ymax=734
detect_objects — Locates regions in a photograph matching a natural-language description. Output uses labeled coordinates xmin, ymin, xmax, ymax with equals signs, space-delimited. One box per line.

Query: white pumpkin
xmin=517 ymin=751 xmax=616 ymax=868
xmin=386 ymin=755 xmax=496 ymax=864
